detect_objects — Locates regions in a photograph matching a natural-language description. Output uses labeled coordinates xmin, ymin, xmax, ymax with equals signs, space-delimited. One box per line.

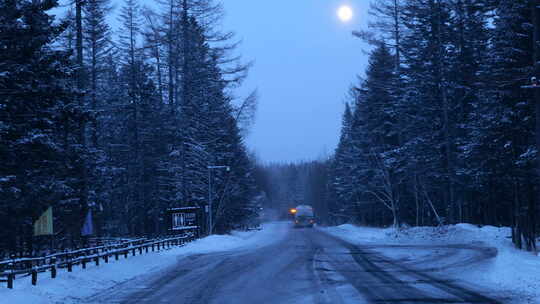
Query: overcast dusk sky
xmin=221 ymin=1 xmax=370 ymax=163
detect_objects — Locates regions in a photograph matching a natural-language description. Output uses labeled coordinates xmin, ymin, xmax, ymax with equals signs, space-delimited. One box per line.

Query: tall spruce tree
xmin=328 ymin=102 xmax=356 ymax=223
xmin=0 ymin=0 xmax=84 ymax=252
xmin=471 ymin=0 xmax=536 ymax=249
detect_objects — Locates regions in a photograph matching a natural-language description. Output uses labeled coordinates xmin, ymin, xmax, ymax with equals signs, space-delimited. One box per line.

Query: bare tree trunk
xmin=369 ymin=151 xmax=400 ymax=228
xmin=393 ymin=0 xmax=401 ymax=69
xmin=414 ymin=173 xmax=419 ymax=227
xmin=76 ymin=0 xmax=88 ymax=225
xmin=420 ymin=179 xmax=443 ymax=226
xmin=145 ymin=13 xmax=164 ymax=104
xmin=435 ymin=0 xmax=455 ymax=224
xmin=91 ymin=39 xmax=98 ymax=147
xmin=167 ymin=0 xmax=175 ymax=113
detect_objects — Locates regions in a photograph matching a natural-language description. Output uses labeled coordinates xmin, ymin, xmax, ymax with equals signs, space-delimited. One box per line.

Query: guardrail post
xmin=82 ymin=257 xmax=87 ymax=269
xmin=51 ymin=257 xmax=57 ymax=279
xmin=31 ymin=268 xmax=37 ymax=286
xmin=132 ymin=248 xmax=135 ymax=256
xmin=7 ymin=262 xmax=14 ymax=289
xmin=124 ymin=250 xmax=128 ymax=259
xmin=94 ymin=256 xmax=99 ymax=266
xmin=151 ymin=243 xmax=155 ymax=252
xmin=139 ymin=247 xmax=142 ymax=255
xmin=157 ymin=242 xmax=161 ymax=251
xmin=115 ymin=251 xmax=119 ymax=261
xmin=145 ymin=245 xmax=148 ymax=253
xmin=67 ymin=253 xmax=72 ymax=272
xmin=104 ymin=251 xmax=109 ymax=263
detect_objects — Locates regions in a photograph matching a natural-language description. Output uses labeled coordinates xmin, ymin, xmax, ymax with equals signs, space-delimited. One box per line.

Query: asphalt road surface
xmin=88 ymin=225 xmax=508 ymax=304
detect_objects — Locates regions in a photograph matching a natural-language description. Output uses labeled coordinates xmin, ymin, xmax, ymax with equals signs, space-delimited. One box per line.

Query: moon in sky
xmin=337 ymin=5 xmax=353 ymax=22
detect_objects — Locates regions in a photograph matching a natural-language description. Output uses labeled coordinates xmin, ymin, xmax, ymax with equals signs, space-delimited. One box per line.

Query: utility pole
xmin=207 ymin=166 xmax=230 ymax=235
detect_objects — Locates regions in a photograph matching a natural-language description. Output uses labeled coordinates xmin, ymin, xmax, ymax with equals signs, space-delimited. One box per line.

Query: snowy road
xmin=87 ymin=225 xmax=507 ymax=304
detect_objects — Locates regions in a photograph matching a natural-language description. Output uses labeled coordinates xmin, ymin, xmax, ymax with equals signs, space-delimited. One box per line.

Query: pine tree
xmin=84 ymin=0 xmax=112 ymax=148
xmin=360 ymin=44 xmax=402 ymax=227
xmin=0 ymin=0 xmax=84 ymax=252
xmin=328 ymin=102 xmax=355 ymax=222
xmin=82 ymin=0 xmax=113 ymax=235
xmin=399 ymin=0 xmax=456 ymax=224
xmin=117 ymin=0 xmax=151 ymax=234
xmin=470 ymin=0 xmax=536 ymax=249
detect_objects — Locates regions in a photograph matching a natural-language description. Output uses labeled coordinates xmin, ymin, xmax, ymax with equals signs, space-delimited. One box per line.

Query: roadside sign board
xmin=166 ymin=207 xmax=201 ymax=236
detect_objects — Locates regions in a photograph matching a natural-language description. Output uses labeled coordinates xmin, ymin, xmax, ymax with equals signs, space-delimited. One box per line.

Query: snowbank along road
xmin=87 ymin=224 xmax=508 ymax=304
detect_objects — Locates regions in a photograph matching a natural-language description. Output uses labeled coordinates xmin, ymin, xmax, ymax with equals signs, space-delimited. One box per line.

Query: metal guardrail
xmin=0 ymin=232 xmax=196 ymax=289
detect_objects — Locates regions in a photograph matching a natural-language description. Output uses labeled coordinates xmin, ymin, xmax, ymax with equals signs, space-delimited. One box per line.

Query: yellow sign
xmin=33 ymin=207 xmax=53 ymax=236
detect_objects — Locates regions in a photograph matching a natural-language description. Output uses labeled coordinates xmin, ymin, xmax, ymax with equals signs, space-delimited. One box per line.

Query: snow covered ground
xmin=322 ymin=223 xmax=540 ymax=304
xmin=0 ymin=222 xmax=288 ymax=304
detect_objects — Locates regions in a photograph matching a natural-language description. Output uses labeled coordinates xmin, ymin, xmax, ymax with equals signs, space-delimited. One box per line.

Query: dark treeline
xmin=0 ymin=0 xmax=259 ymax=254
xmin=329 ymin=0 xmax=538 ymax=251
xmin=254 ymin=162 xmax=330 ymax=221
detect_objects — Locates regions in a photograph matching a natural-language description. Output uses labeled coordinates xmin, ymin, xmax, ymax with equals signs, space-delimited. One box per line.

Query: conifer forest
xmin=1 ymin=0 xmax=540 ymax=271
xmin=0 ymin=0 xmax=259 ymax=255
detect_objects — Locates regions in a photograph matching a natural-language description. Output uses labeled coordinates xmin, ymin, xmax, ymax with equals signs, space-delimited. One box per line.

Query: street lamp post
xmin=207 ymin=165 xmax=230 ymax=235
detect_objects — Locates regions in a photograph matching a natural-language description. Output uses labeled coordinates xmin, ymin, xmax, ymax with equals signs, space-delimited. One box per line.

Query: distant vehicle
xmin=293 ymin=205 xmax=315 ymax=228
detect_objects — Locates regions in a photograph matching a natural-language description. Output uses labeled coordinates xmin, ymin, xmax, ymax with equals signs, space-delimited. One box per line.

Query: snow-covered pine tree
xmin=82 ymin=0 xmax=114 ymax=235
xmin=0 ymin=0 xmax=84 ymax=252
xmin=357 ymin=43 xmax=402 ymax=228
xmin=400 ymin=0 xmax=456 ymax=224
xmin=116 ymin=0 xmax=164 ymax=235
xmin=469 ymin=0 xmax=536 ymax=250
xmin=328 ymin=102 xmax=356 ymax=223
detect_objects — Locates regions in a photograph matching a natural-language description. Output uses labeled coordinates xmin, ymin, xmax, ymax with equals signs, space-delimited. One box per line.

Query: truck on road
xmin=293 ymin=205 xmax=315 ymax=228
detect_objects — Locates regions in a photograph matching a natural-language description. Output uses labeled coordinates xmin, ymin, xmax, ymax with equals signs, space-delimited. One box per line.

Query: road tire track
xmin=318 ymin=231 xmax=506 ymax=304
